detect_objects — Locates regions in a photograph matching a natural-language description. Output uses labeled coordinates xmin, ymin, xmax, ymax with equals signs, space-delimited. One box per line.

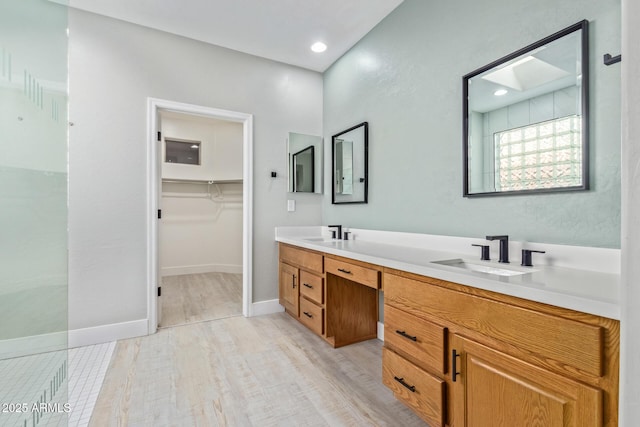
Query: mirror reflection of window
xmin=494 ymin=115 xmax=582 ymax=191
xmin=165 ymin=139 xmax=201 ymax=165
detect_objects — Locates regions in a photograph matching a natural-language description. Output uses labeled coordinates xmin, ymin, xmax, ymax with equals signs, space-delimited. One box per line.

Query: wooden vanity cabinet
xmin=278 ymin=262 xmax=299 ymax=316
xmin=279 ymin=242 xmax=619 ymax=425
xmin=383 ymin=270 xmax=620 ymax=427
xmin=278 ymin=243 xmax=381 ymax=348
xmin=450 ymin=334 xmax=602 ymax=427
xmin=279 ymin=244 xmax=324 ymax=327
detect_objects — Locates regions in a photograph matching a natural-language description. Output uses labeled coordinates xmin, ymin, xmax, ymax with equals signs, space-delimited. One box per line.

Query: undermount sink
xmin=304 ymin=237 xmax=339 ymax=243
xmin=431 ymin=258 xmax=536 ymax=277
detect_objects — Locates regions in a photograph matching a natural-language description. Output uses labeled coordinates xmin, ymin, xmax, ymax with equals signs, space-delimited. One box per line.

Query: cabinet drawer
xmin=383 ymin=347 xmax=445 ymax=427
xmin=384 ymin=304 xmax=447 ymax=375
xmin=299 ymin=297 xmax=324 ymax=336
xmin=325 ymin=257 xmax=380 ymax=289
xmin=384 ymin=273 xmax=604 ymax=377
xmin=280 ymin=244 xmax=323 ymax=274
xmin=300 ymin=270 xmax=324 ymax=305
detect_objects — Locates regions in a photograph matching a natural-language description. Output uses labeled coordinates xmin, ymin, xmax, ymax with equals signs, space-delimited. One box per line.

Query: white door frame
xmin=146 ymin=97 xmax=253 ymax=334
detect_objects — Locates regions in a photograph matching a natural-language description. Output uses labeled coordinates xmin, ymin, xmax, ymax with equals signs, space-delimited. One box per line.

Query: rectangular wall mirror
xmin=288 ymin=132 xmax=323 ymax=194
xmin=332 ymin=122 xmax=368 ymax=204
xmin=463 ymin=20 xmax=589 ymax=197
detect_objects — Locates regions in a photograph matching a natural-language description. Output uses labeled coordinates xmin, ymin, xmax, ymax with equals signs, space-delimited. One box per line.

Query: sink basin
xmin=431 ymin=258 xmax=536 ymax=277
xmin=303 ymin=237 xmax=339 ymax=243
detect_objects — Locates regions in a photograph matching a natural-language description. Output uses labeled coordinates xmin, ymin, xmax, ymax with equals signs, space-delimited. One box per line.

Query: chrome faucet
xmin=328 ymin=224 xmax=342 ymax=240
xmin=486 ymin=235 xmax=509 ymax=263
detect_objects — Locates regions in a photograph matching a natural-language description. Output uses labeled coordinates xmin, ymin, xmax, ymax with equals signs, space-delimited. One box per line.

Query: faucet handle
xmin=472 ymin=244 xmax=490 ymax=261
xmin=343 ymin=231 xmax=351 ymax=240
xmin=330 ymin=230 xmax=337 ymax=239
xmin=328 ymin=224 xmax=342 ymax=240
xmin=521 ymin=249 xmax=545 ymax=267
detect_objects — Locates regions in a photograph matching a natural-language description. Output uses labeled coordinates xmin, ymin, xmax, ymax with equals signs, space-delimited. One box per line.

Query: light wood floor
xmin=90 ymin=313 xmax=426 ymax=426
xmin=160 ymin=273 xmax=242 ymax=328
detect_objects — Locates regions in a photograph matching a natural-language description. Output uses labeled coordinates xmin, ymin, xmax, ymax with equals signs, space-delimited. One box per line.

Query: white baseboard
xmin=0 ymin=331 xmax=67 ymax=360
xmin=68 ymin=299 xmax=283 ymax=349
xmin=250 ymin=299 xmax=285 ymax=317
xmin=161 ymin=264 xmax=242 ymax=276
xmin=68 ymin=319 xmax=148 ymax=348
xmin=378 ymin=321 xmax=384 ymax=341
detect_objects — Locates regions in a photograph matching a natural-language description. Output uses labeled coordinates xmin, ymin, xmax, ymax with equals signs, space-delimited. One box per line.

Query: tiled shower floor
xmin=0 ymin=341 xmax=115 ymax=427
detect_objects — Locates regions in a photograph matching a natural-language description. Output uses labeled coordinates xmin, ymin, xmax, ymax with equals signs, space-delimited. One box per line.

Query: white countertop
xmin=275 ymin=227 xmax=620 ymax=320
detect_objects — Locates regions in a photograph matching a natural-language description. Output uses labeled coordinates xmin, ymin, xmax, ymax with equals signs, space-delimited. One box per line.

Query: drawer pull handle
xmin=452 ymin=349 xmax=461 ymax=382
xmin=303 ymin=283 xmax=313 ymax=289
xmin=292 ymin=274 xmax=297 ymax=289
xmin=393 ymin=376 xmax=416 ymax=393
xmin=337 ymin=268 xmax=352 ymax=274
xmin=303 ymin=311 xmax=313 ymax=318
xmin=395 ymin=330 xmax=417 ymax=342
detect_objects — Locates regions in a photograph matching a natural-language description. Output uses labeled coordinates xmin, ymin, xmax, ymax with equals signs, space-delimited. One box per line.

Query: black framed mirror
xmin=292 ymin=145 xmax=314 ymax=192
xmin=332 ymin=122 xmax=368 ymax=204
xmin=463 ymin=20 xmax=589 ymax=197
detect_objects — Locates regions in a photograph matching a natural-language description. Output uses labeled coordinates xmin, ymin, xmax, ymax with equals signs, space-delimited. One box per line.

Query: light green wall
xmin=323 ymin=0 xmax=621 ymax=248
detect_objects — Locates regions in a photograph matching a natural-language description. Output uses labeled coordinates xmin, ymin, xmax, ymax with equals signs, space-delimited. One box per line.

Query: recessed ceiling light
xmin=494 ymin=89 xmax=508 ymax=96
xmin=191 ymin=145 xmax=199 ymax=149
xmin=311 ymin=42 xmax=327 ymax=53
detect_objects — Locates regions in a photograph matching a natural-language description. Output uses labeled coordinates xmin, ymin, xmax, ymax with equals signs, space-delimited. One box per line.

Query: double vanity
xmin=276 ymin=226 xmax=620 ymax=426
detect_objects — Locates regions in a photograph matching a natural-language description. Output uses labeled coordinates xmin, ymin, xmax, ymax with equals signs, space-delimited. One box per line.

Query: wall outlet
xmin=287 ymin=200 xmax=295 ymax=212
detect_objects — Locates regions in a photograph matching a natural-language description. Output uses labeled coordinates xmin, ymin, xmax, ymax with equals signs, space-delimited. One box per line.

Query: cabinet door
xmin=450 ymin=335 xmax=602 ymax=427
xmin=279 ymin=262 xmax=299 ymax=317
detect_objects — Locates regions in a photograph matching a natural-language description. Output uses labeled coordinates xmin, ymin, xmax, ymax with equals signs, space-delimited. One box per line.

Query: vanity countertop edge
xmin=275 ymin=231 xmax=620 ymax=320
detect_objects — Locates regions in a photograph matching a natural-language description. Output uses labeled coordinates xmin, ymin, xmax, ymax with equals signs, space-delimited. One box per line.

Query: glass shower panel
xmin=0 ymin=0 xmax=69 ymax=425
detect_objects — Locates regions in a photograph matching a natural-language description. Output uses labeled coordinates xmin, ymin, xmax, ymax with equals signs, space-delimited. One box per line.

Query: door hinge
xmin=157 ymin=209 xmax=162 ymax=219
xmin=157 ymin=286 xmax=162 ymax=297
xmin=157 ymin=131 xmax=161 ymax=141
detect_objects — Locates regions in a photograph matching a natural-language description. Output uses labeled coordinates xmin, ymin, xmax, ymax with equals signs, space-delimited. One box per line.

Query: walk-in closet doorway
xmin=147 ymin=98 xmax=253 ymax=333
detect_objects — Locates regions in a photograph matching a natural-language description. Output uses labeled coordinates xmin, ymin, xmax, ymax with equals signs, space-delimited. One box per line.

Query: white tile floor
xmin=0 ymin=341 xmax=115 ymax=427
xmin=0 ymin=350 xmax=68 ymax=427
xmin=67 ymin=342 xmax=115 ymax=427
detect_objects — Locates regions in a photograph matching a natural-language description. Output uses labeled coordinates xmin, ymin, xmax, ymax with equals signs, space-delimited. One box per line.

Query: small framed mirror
xmin=463 ymin=20 xmax=589 ymax=197
xmin=332 ymin=122 xmax=368 ymax=204
xmin=288 ymin=132 xmax=323 ymax=194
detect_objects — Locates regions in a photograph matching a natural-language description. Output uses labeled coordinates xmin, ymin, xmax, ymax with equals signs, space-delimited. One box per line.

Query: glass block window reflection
xmin=494 ymin=115 xmax=582 ymax=192
xmin=165 ymin=139 xmax=201 ymax=165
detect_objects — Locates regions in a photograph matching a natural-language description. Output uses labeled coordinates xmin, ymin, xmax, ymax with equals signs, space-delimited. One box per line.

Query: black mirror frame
xmin=331 ymin=121 xmax=369 ymax=204
xmin=292 ymin=145 xmax=314 ymax=193
xmin=462 ymin=20 xmax=589 ymax=197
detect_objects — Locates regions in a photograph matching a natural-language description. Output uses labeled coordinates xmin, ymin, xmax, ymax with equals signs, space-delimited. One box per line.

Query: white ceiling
xmin=58 ymin=0 xmax=404 ymax=72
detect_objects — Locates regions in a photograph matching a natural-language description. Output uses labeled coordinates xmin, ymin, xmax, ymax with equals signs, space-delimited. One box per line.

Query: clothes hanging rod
xmin=162 ymin=179 xmax=243 ymax=185
xmin=161 ymin=193 xmax=242 ymax=203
